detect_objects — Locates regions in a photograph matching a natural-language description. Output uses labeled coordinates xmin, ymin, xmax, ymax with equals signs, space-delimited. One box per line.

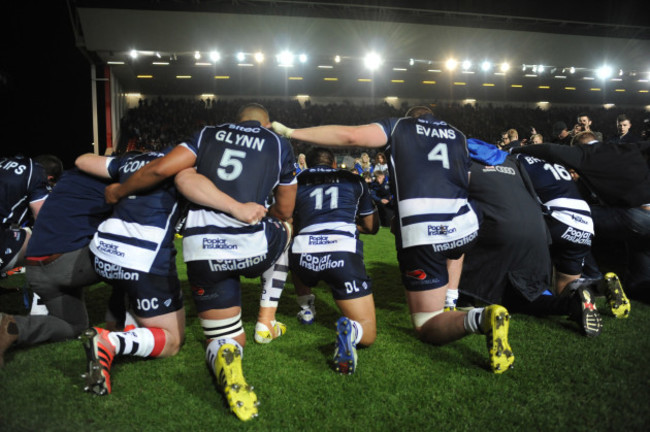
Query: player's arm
xmin=29 ymin=199 xmax=45 ymax=220
xmin=105 ymin=145 xmax=196 ymax=204
xmin=273 ymin=122 xmax=387 ymax=148
xmin=357 ymin=181 xmax=379 ymax=235
xmin=511 ymin=143 xmax=582 ymax=169
xmin=268 ymin=183 xmax=297 ymax=221
xmin=174 ymin=168 xmax=267 ymax=224
xmin=357 ymin=211 xmax=379 ymax=235
xmin=75 ymin=153 xmax=111 ymax=179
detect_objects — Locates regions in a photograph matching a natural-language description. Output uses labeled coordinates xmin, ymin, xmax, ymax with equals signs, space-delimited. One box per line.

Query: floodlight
xmin=364 ymin=52 xmax=383 ymax=71
xmin=596 ymin=65 xmax=613 ymax=79
xmin=209 ymin=51 xmax=221 ymax=62
xmin=500 ymin=62 xmax=510 ymax=72
xmin=194 ymin=51 xmax=201 ymax=60
xmin=569 ymin=67 xmax=575 ymax=74
xmin=130 ymin=49 xmax=138 ymax=59
xmin=334 ymin=55 xmax=341 ymax=63
xmin=236 ymin=52 xmax=246 ymax=62
xmin=445 ymin=58 xmax=458 ymax=71
xmin=299 ymin=54 xmax=308 ymax=64
xmin=409 ymin=58 xmax=415 ymax=66
xmin=481 ymin=61 xmax=492 ymax=71
xmin=462 ymin=60 xmax=472 ymax=70
xmin=277 ymin=51 xmax=294 ymax=66
xmin=254 ymin=52 xmax=265 ymax=63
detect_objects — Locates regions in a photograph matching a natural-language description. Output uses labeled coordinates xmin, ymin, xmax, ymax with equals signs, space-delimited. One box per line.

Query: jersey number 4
xmin=428 ymin=143 xmax=450 ymax=169
xmin=310 ymin=186 xmax=339 ymax=210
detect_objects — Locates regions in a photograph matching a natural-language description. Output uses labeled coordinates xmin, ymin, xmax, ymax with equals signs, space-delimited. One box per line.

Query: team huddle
xmin=2 ymin=102 xmax=647 ymax=422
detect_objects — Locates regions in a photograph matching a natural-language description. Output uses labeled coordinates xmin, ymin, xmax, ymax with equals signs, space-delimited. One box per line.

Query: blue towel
xmin=467 ymin=138 xmax=508 ymax=166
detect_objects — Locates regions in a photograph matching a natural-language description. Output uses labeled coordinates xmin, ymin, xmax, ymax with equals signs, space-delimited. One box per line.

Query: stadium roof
xmin=70 ymin=0 xmax=650 ymax=105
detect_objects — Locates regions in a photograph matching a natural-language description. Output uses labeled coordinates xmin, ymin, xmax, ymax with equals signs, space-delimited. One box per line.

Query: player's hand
xmin=105 ymin=183 xmax=123 ymax=204
xmin=232 ymin=202 xmax=268 ymax=225
xmin=271 ymin=121 xmax=294 ymax=139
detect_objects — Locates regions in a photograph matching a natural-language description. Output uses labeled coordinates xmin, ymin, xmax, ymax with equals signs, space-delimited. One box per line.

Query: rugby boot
xmin=0 ymin=313 xmax=19 ymax=368
xmin=215 ymin=343 xmax=259 ymax=421
xmin=604 ymin=273 xmax=630 ymax=319
xmin=480 ymin=305 xmax=515 ymax=374
xmin=569 ymin=287 xmax=602 ymax=337
xmin=254 ymin=320 xmax=287 ymax=344
xmin=333 ymin=317 xmax=357 ymax=375
xmin=80 ymin=327 xmax=115 ymax=395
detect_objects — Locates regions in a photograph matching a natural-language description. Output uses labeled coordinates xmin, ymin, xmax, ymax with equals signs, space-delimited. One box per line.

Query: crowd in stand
xmin=118 ymin=97 xmax=650 ymax=157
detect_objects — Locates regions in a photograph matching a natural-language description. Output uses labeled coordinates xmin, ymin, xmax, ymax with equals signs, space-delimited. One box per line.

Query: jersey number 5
xmin=217 ymin=149 xmax=247 ymax=181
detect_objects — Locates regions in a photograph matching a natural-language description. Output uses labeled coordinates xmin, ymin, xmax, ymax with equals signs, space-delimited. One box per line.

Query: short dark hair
xmin=405 ymin=105 xmax=433 ymax=118
xmin=34 ymin=154 xmax=63 ymax=183
xmin=236 ymin=103 xmax=269 ymax=123
xmin=577 ymin=113 xmax=590 ymax=120
xmin=306 ymin=147 xmax=335 ymax=167
xmin=374 ymin=170 xmax=385 ymax=177
xmin=617 ymin=114 xmax=630 ymax=123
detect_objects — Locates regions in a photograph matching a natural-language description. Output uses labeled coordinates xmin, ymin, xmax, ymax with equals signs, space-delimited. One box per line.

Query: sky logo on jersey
xmin=427 ymin=225 xmax=456 ymax=236
xmin=406 ymin=269 xmax=427 ymax=280
xmin=202 ymin=238 xmax=238 ymax=250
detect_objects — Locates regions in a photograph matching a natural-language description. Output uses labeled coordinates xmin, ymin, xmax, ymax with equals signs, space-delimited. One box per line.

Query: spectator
xmin=574 ymin=113 xmax=603 ymax=143
xmin=607 ymin=114 xmax=640 ymax=145
xmin=552 ymin=121 xmax=572 ymax=145
xmin=354 ymin=152 xmax=374 ymax=176
xmin=296 ymin=153 xmax=308 ymax=173
xmin=373 ymin=152 xmax=388 ymax=173
xmin=369 ymin=170 xmax=393 ymax=227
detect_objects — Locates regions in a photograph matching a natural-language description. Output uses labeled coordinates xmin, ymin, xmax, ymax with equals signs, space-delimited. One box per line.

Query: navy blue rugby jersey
xmin=515 ymin=153 xmax=593 ymax=233
xmin=179 ymin=121 xmax=296 ymax=261
xmin=374 ymin=114 xmax=479 ymax=249
xmin=182 ymin=120 xmax=296 ymax=205
xmin=0 ymin=155 xmax=49 ymax=228
xmin=292 ymin=165 xmax=375 ymax=255
xmin=90 ymin=150 xmax=180 ymax=275
xmin=26 ymin=169 xmax=112 ymax=257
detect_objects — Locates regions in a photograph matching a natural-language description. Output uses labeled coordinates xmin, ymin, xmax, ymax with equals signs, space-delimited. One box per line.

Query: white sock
xmin=297 ymin=294 xmax=315 ymax=310
xmin=260 ymin=250 xmax=289 ymax=308
xmin=108 ymin=327 xmax=161 ymax=357
xmin=445 ymin=289 xmax=459 ymax=309
xmin=205 ymin=338 xmax=243 ymax=375
xmin=350 ymin=319 xmax=363 ymax=345
xmin=463 ymin=307 xmax=484 ymax=334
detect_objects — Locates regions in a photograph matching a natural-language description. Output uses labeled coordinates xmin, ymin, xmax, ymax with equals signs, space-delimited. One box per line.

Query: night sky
xmin=0 ymin=3 xmax=93 ymax=169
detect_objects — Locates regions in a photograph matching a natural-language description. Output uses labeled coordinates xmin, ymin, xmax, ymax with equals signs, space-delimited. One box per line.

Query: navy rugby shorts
xmin=187 ymin=217 xmax=289 ymax=312
xmin=289 ymin=251 xmax=372 ymax=300
xmin=0 ymin=227 xmax=28 ymax=273
xmin=547 ymin=218 xmax=591 ymax=276
xmin=92 ymin=254 xmax=183 ymax=318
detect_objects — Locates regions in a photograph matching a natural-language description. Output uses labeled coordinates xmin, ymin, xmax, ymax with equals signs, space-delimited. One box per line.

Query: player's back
xmin=375 ymin=114 xmax=478 ymax=249
xmin=0 ymin=155 xmax=48 ymax=227
xmin=193 ymin=121 xmax=293 ymax=206
xmin=294 ymin=166 xmax=366 ymax=233
xmin=516 ymin=154 xmax=584 ymax=205
xmin=516 ymin=153 xmax=593 ymax=234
